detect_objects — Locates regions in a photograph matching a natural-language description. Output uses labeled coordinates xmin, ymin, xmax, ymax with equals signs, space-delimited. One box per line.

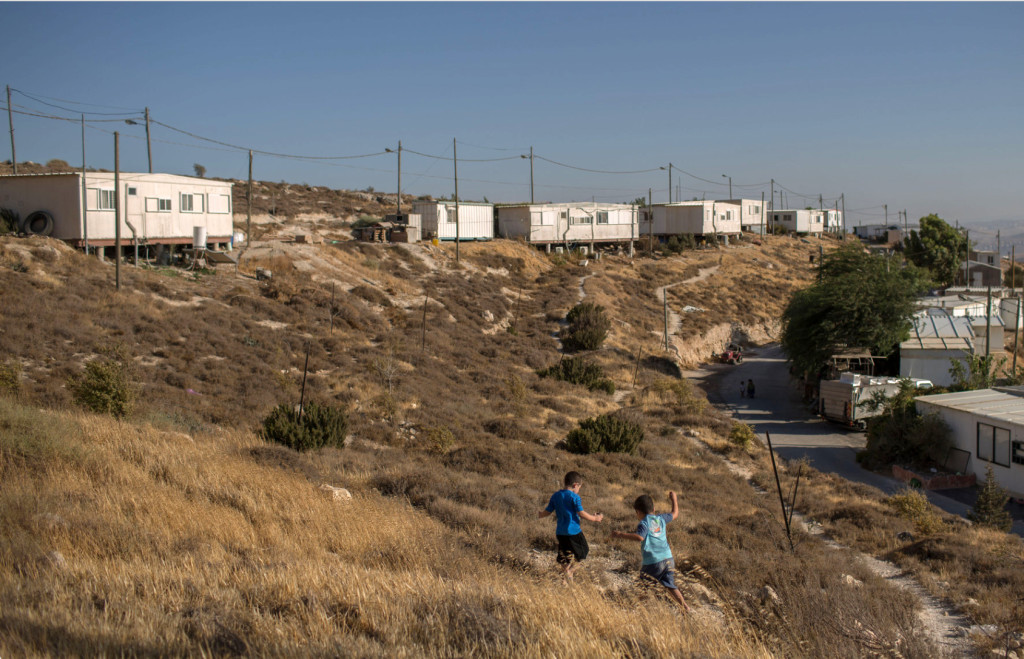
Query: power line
xmin=11 ymin=88 xmax=144 ymax=117
xmin=401 ymin=147 xmax=522 ymax=163
xmin=533 ymin=155 xmax=662 ymax=175
xmin=6 ymin=86 xmax=143 ymax=112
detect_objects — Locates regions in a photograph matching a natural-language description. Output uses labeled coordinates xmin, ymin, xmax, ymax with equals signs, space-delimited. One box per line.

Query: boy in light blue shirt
xmin=612 ymin=491 xmax=689 ymax=611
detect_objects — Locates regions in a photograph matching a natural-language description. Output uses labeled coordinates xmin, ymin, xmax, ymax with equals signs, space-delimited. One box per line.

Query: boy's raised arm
xmin=668 ymin=491 xmax=679 ymax=521
xmin=538 ymin=508 xmax=552 ymax=519
xmin=611 ymin=529 xmax=643 ymax=542
xmin=579 ymin=510 xmax=604 ymax=523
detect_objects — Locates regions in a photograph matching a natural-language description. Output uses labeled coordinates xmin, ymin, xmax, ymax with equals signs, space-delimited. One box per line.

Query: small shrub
xmin=69 ymin=349 xmax=137 ymax=418
xmin=729 ymin=422 xmax=757 ymax=448
xmin=537 ymin=356 xmax=615 ymax=394
xmin=261 ymin=402 xmax=348 ymax=452
xmin=560 ymin=302 xmax=611 ymax=352
xmin=564 ymin=412 xmax=644 ymax=455
xmin=426 ymin=425 xmax=455 ymax=455
xmin=0 ymin=361 xmax=20 ymax=395
xmin=0 ymin=208 xmax=19 ymax=233
xmin=968 ymin=466 xmax=1012 ymax=532
xmin=886 ymin=488 xmax=947 ymax=535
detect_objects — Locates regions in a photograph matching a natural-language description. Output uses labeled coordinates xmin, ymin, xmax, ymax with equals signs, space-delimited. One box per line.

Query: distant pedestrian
xmin=747 ymin=379 xmax=755 ymax=399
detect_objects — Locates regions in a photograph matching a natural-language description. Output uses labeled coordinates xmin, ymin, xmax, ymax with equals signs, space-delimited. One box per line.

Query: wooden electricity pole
xmin=114 ymin=132 xmax=121 ymax=291
xmin=247 ymin=150 xmax=253 ymax=247
xmin=454 ymin=138 xmax=460 ymax=263
xmin=6 ymin=85 xmax=15 ymax=174
xmin=144 ymin=107 xmax=153 ymax=173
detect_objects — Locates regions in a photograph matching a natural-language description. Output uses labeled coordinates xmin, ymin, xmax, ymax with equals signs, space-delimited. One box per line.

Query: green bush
xmin=537 ymin=356 xmax=615 ymax=394
xmin=861 ymin=381 xmax=952 ymax=469
xmin=1 ymin=208 xmax=19 ymax=234
xmin=560 ymin=302 xmax=611 ymax=352
xmin=729 ymin=422 xmax=757 ymax=448
xmin=0 ymin=361 xmax=20 ymax=395
xmin=69 ymin=350 xmax=137 ymax=418
xmin=886 ymin=488 xmax=947 ymax=535
xmin=261 ymin=402 xmax=348 ymax=452
xmin=564 ymin=412 xmax=644 ymax=455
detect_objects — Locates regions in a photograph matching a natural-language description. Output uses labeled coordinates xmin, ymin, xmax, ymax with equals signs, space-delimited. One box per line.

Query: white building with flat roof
xmin=0 ymin=172 xmax=234 ymax=248
xmin=649 ymin=201 xmax=742 ymax=237
xmin=411 ymin=200 xmax=493 ymax=241
xmin=496 ymin=202 xmax=637 ymax=247
xmin=770 ymin=209 xmax=824 ymax=235
xmin=915 ymin=387 xmax=1024 ymax=499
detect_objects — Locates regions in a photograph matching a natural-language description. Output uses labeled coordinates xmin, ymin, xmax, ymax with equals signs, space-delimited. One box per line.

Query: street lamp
xmin=722 ymin=174 xmax=732 ymax=199
xmin=520 ymin=146 xmax=534 ymax=203
xmin=660 ymin=164 xmax=673 ymax=203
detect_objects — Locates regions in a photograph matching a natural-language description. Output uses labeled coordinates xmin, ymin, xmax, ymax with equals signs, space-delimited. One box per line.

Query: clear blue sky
xmin=2 ymin=2 xmax=1022 ymax=227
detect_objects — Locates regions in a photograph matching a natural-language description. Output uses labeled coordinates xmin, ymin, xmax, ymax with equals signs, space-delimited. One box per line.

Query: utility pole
xmin=760 ymin=191 xmax=765 ymax=236
xmin=1015 ymin=295 xmax=1021 ymax=373
xmin=841 ymin=193 xmax=846 ymax=238
xmin=903 ymin=208 xmax=908 ymax=235
xmin=247 ymin=150 xmax=253 ymax=248
xmin=664 ymin=288 xmax=669 ymax=351
xmin=769 ymin=178 xmax=774 ymax=233
xmin=6 ymin=85 xmax=15 ymax=174
xmin=884 ymin=204 xmax=887 ymax=225
xmin=997 ymin=230 xmax=1001 ymax=262
xmin=648 ymin=187 xmax=653 ymax=252
xmin=144 ymin=107 xmax=152 ymax=173
xmin=81 ymin=115 xmax=89 ymax=253
xmin=1012 ymin=245 xmax=1017 ymax=291
xmin=529 ymin=146 xmax=534 ymax=204
xmin=114 ymin=132 xmax=121 ymax=291
xmin=986 ymin=286 xmax=993 ymax=364
xmin=453 ymin=138 xmax=460 ymax=263
xmin=965 ymin=230 xmax=970 ymax=288
xmin=668 ymin=163 xmax=673 ymax=203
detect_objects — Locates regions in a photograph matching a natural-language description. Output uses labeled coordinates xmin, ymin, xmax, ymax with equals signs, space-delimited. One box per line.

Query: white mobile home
xmin=915 ymin=388 xmax=1024 ymax=499
xmin=0 ymin=172 xmax=233 ymax=248
xmin=651 ymin=201 xmax=741 ymax=237
xmin=411 ymin=200 xmax=493 ymax=241
xmin=770 ymin=209 xmax=824 ymax=235
xmin=496 ymin=202 xmax=637 ymax=247
xmin=720 ymin=199 xmax=766 ymax=232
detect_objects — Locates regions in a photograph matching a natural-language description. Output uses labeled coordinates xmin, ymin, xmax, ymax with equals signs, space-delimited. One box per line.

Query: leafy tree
xmin=69 ymin=347 xmax=138 ymax=419
xmin=948 ymin=353 xmax=1003 ymax=391
xmin=1004 ymin=262 xmax=1024 ymax=288
xmin=903 ymin=214 xmax=967 ymax=287
xmin=859 ymin=380 xmax=952 ymax=469
xmin=193 ymin=163 xmax=206 ymax=178
xmin=781 ymin=243 xmax=929 ymax=377
xmin=968 ymin=465 xmax=1012 ymax=531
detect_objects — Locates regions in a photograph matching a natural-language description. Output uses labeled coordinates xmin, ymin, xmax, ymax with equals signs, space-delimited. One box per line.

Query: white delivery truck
xmin=819 ymin=373 xmax=932 ymax=429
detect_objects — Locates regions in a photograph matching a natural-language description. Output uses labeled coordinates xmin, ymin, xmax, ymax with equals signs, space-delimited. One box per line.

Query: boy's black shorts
xmin=556 ymin=533 xmax=589 ymax=565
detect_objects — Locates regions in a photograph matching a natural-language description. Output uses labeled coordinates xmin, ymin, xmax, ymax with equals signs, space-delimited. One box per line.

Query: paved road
xmin=688 ymin=344 xmax=1024 ymax=536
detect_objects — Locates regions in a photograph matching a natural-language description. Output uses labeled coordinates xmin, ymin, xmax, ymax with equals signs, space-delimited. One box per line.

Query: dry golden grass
xmin=0 ymin=397 xmax=771 ymax=658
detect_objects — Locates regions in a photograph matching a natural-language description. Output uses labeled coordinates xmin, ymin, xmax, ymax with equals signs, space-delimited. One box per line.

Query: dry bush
xmin=886 ymin=488 xmax=948 ymax=535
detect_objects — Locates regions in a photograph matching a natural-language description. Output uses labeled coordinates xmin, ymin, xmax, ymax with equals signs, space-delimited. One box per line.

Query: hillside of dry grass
xmin=1 ymin=229 xmax=1021 ymax=656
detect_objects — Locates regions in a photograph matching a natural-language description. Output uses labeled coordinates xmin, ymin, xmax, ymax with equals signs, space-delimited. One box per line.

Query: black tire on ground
xmin=24 ymin=210 xmax=54 ymax=236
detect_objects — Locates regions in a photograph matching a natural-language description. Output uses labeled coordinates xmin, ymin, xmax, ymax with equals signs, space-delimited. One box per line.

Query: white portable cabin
xmin=770 ymin=209 xmax=824 ymax=235
xmin=721 ymin=199 xmax=766 ymax=232
xmin=650 ymin=201 xmax=742 ymax=237
xmin=412 ymin=200 xmax=493 ymax=241
xmin=0 ymin=172 xmax=233 ymax=248
xmin=496 ymin=202 xmax=637 ymax=246
xmin=915 ymin=388 xmax=1024 ymax=500
xmin=899 ymin=311 xmax=1004 ymax=386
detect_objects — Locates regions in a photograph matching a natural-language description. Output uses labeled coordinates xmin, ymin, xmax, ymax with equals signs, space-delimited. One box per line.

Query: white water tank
xmin=193 ymin=226 xmax=207 ymax=250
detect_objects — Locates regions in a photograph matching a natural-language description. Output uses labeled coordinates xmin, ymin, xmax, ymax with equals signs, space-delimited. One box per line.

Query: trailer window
xmin=978 ymin=422 xmax=1011 ymax=467
xmin=98 ymin=189 xmax=116 ymax=210
xmin=597 ymin=211 xmax=609 ymax=224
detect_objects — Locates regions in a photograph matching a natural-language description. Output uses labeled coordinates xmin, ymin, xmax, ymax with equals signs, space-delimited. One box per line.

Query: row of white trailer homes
xmin=409 ymin=199 xmax=843 ymax=246
xmin=0 ymin=171 xmax=843 ymax=251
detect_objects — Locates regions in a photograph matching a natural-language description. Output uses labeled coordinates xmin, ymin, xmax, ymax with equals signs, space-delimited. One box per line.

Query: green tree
xmin=193 ymin=163 xmax=206 ymax=178
xmin=948 ymin=353 xmax=1004 ymax=392
xmin=560 ymin=302 xmax=611 ymax=352
xmin=859 ymin=380 xmax=952 ymax=469
xmin=968 ymin=465 xmax=1012 ymax=531
xmin=903 ymin=214 xmax=967 ymax=287
xmin=781 ymin=243 xmax=929 ymax=377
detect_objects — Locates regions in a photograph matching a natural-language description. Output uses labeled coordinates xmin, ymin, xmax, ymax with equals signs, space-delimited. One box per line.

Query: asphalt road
xmin=688 ymin=343 xmax=1024 ymax=536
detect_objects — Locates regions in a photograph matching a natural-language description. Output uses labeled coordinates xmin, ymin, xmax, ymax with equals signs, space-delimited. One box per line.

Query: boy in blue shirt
xmin=538 ymin=471 xmax=604 ymax=582
xmin=612 ymin=491 xmax=689 ymax=611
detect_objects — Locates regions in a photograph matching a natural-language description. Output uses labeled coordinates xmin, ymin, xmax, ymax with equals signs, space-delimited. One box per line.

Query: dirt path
xmin=653 ymin=265 xmax=719 ymax=347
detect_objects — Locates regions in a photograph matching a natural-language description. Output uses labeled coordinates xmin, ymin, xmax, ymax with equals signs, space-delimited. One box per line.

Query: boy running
xmin=538 ymin=471 xmax=603 ymax=582
xmin=611 ymin=491 xmax=689 ymax=611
